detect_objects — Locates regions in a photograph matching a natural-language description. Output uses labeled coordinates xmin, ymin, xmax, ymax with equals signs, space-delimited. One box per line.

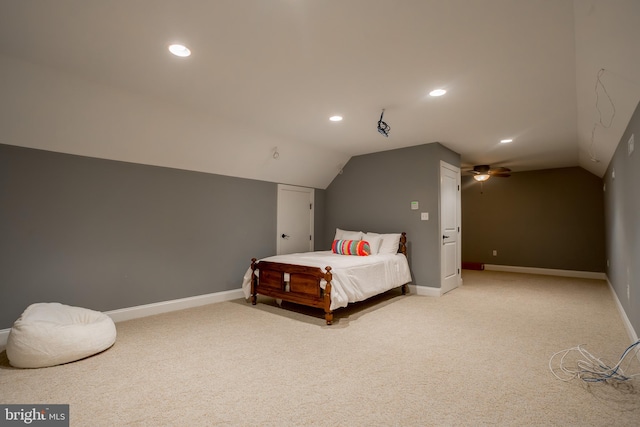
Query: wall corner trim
xmin=483 ymin=264 xmax=606 ymax=280
xmin=410 ymin=284 xmax=442 ymax=297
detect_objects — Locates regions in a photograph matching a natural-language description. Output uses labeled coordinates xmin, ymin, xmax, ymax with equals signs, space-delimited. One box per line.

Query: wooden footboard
xmin=250 ymin=232 xmax=408 ymax=325
xmin=251 ymin=259 xmax=334 ymax=325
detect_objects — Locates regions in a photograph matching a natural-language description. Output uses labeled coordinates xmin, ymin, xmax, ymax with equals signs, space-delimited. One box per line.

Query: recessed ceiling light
xmin=429 ymin=89 xmax=447 ymax=97
xmin=500 ymin=139 xmax=513 ymax=144
xmin=168 ymin=44 xmax=191 ymax=57
xmin=329 ymin=116 xmax=343 ymax=122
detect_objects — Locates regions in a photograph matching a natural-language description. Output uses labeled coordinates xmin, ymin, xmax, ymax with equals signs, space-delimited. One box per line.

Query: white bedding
xmin=242 ymin=251 xmax=412 ymax=311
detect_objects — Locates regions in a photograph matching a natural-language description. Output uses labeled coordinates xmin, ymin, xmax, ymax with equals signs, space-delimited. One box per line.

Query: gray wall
xmin=461 ymin=167 xmax=605 ymax=272
xmin=0 ymin=144 xmax=282 ymax=329
xmin=324 ymin=143 xmax=461 ymax=288
xmin=604 ymin=100 xmax=640 ymax=337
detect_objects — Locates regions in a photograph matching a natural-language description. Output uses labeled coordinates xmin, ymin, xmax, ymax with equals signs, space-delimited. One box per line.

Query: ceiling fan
xmin=468 ymin=164 xmax=511 ymax=182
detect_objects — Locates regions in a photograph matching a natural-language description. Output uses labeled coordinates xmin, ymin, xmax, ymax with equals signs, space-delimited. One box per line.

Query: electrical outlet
xmin=492 ymin=250 xmax=497 ymax=256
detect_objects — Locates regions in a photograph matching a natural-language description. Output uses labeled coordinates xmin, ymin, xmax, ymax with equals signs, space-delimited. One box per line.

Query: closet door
xmin=277 ymin=184 xmax=314 ymax=255
xmin=440 ymin=161 xmax=461 ymax=294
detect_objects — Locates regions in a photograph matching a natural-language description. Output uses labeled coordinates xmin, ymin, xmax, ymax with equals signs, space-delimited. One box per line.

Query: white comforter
xmin=242 ymin=251 xmax=412 ymax=311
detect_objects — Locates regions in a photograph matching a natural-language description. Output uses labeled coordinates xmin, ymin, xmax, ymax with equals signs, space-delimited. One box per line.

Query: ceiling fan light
xmin=473 ymin=173 xmax=490 ymax=182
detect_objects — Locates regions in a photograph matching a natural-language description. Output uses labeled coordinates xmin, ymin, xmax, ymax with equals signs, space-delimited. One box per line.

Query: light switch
xmin=421 ymin=212 xmax=429 ymax=221
xmin=411 ymin=201 xmax=419 ymax=210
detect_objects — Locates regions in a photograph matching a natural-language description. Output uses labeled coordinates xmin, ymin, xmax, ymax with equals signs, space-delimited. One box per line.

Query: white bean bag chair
xmin=6 ymin=302 xmax=117 ymax=368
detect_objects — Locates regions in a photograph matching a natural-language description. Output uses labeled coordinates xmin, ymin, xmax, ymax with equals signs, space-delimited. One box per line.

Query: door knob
xmin=442 ymin=235 xmax=450 ymax=239
xmin=281 ymin=234 xmax=290 ymax=239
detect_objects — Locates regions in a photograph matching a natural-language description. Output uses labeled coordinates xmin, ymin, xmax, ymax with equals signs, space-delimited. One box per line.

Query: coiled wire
xmin=549 ymin=340 xmax=640 ymax=383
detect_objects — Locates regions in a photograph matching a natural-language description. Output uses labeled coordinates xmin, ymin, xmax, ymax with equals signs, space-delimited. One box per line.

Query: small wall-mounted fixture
xmin=273 ymin=147 xmax=280 ymax=160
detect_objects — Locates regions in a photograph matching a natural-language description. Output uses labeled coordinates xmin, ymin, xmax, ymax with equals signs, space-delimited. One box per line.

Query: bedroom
xmin=1 ymin=1 xmax=640 ymax=424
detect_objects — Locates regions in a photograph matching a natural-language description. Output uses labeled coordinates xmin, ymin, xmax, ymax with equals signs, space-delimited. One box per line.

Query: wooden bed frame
xmin=250 ymin=232 xmax=408 ymax=325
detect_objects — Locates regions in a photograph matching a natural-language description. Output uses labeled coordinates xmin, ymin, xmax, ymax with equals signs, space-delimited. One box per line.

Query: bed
xmin=242 ymin=230 xmax=412 ymax=324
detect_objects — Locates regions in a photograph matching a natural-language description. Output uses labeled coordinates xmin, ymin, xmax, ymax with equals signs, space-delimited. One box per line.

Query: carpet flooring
xmin=1 ymin=270 xmax=638 ymax=426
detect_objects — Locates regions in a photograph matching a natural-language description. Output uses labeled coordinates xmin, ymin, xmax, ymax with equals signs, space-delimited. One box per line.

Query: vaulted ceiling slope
xmin=1 ymin=1 xmax=639 ymax=189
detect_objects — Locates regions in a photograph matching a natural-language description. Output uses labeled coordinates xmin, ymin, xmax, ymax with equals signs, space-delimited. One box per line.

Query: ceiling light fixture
xmin=429 ymin=89 xmax=447 ymax=97
xmin=377 ymin=109 xmax=390 ymax=137
xmin=473 ymin=173 xmax=490 ymax=182
xmin=329 ymin=116 xmax=343 ymax=122
xmin=168 ymin=44 xmax=191 ymax=57
xmin=500 ymin=139 xmax=513 ymax=144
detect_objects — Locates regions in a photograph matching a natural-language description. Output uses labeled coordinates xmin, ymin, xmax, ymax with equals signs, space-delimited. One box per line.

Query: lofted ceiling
xmin=1 ymin=1 xmax=639 ymax=189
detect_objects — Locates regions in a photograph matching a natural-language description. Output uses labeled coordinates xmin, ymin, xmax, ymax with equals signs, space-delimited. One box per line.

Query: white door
xmin=440 ymin=161 xmax=461 ymax=294
xmin=277 ymin=184 xmax=314 ymax=255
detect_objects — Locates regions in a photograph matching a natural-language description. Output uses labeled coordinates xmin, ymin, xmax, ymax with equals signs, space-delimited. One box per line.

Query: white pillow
xmin=334 ymin=228 xmax=363 ymax=241
xmin=363 ymin=232 xmax=383 ymax=255
xmin=377 ymin=233 xmax=402 ymax=255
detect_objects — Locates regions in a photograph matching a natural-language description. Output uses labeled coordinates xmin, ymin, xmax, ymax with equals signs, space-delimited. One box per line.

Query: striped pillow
xmin=331 ymin=239 xmax=371 ymax=256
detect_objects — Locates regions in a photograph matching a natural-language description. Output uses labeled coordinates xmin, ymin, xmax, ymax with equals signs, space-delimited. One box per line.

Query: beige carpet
xmin=1 ymin=270 xmax=639 ymax=426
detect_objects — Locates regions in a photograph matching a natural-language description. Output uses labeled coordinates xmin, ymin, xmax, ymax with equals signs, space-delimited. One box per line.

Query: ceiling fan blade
xmin=472 ymin=165 xmax=491 ymax=174
xmin=469 ymin=164 xmax=511 ymax=178
xmin=490 ymin=167 xmax=511 ymax=173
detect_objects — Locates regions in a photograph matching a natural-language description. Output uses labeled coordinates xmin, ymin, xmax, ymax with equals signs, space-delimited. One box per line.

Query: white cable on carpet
xmin=549 ymin=340 xmax=640 ymax=383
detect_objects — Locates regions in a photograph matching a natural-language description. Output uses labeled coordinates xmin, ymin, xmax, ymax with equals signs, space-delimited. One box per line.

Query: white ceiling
xmin=1 ymin=1 xmax=639 ymax=188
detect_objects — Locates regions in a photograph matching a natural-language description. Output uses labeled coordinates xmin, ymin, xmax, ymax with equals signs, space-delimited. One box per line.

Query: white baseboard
xmin=483 ymin=264 xmax=606 ymax=280
xmin=606 ymin=277 xmax=638 ymax=344
xmin=105 ymin=288 xmax=245 ymax=323
xmin=0 ymin=329 xmax=9 ymax=352
xmin=0 ymin=288 xmax=245 ymax=350
xmin=410 ymin=284 xmax=442 ymax=297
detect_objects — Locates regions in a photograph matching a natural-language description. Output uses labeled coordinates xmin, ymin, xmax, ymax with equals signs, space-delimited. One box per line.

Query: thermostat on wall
xmin=411 ymin=201 xmax=419 ymax=210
